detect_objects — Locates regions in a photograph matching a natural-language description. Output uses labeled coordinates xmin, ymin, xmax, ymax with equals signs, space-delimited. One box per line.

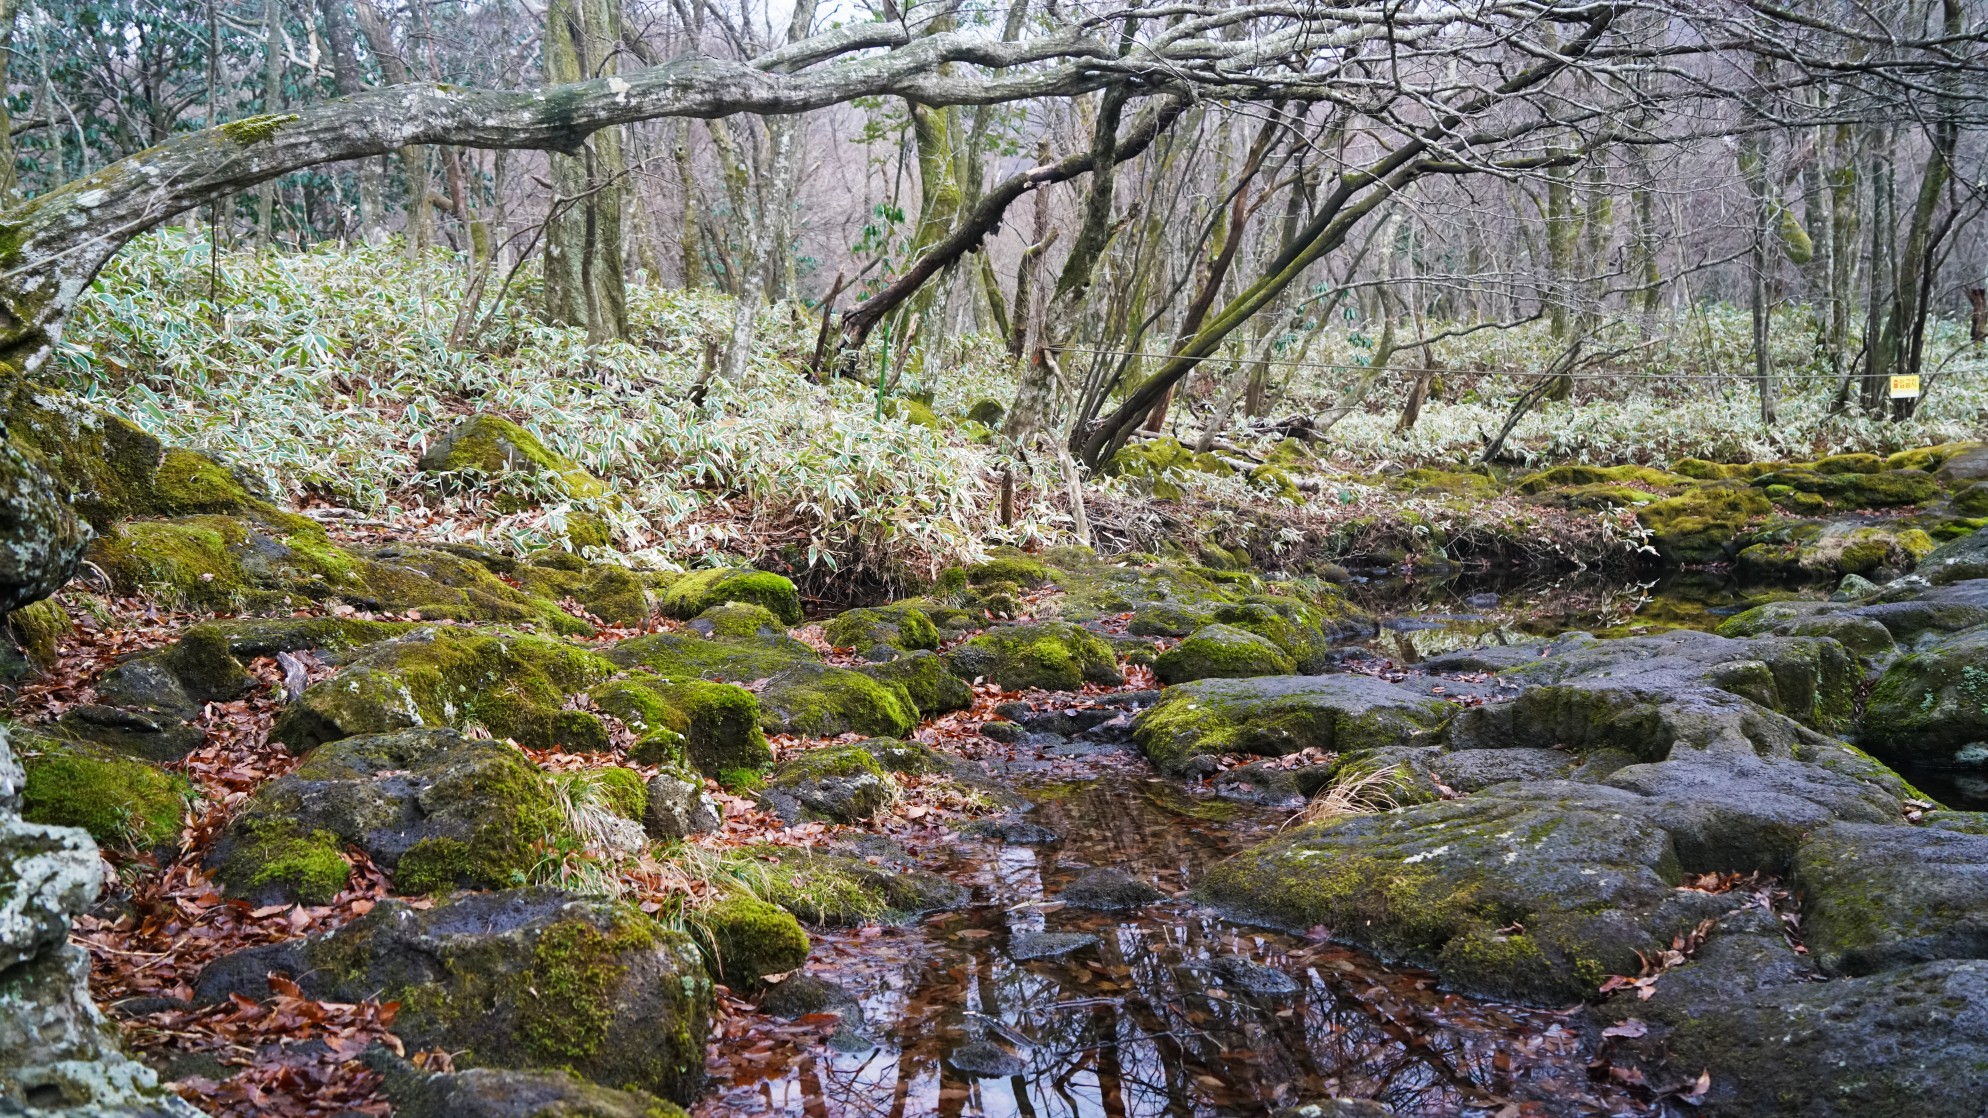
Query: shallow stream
xmin=697 ymin=569 xmax=1939 ymax=1117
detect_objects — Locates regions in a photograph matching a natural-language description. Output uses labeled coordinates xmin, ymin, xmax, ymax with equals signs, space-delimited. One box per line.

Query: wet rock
xmin=1270 ymin=1102 xmax=1395 ymax=1118
xmin=1211 ymin=760 xmax=1323 ymax=807
xmin=756 ymin=742 xmax=896 ymax=824
xmin=1131 ymin=674 xmax=1453 ymax=777
xmin=0 ymin=727 xmax=210 ymax=1117
xmin=1416 ymin=632 xmax=1597 ymax=674
xmin=1058 ymin=868 xmax=1164 ymax=911
xmin=1920 ymin=527 xmax=1988 ymax=585
xmin=1721 ymin=579 xmax=1988 ymax=653
xmin=1008 ymin=931 xmax=1098 ymax=961
xmin=1429 ymin=747 xmax=1575 ymax=792
xmin=1833 ymin=573 xmax=1881 ymax=600
xmin=1198 ymin=781 xmax=1742 ymax=1005
xmin=376 ymin=1058 xmax=686 ymax=1118
xmin=1794 ymin=822 xmax=1988 ymax=976
xmin=643 ymin=770 xmax=720 ymax=839
xmin=1210 ymin=954 xmax=1300 ymax=996
xmin=755 ymin=661 xmax=918 ymax=739
xmin=757 ymin=973 xmax=862 ymax=1022
xmin=206 ymin=728 xmax=565 ymax=902
xmin=734 ymin=847 xmax=966 ymax=926
xmin=1603 ymin=751 xmax=1898 ymax=874
xmin=195 ymin=887 xmax=711 ymax=1104
xmin=961 ymin=815 xmax=1059 ymax=844
xmin=947 ymin=1038 xmax=1028 ymax=1078
xmin=0 ymin=436 xmax=91 ymax=614
xmin=1862 ymin=625 xmax=1988 ymax=763
xmin=1154 ymin=623 xmax=1295 ymax=684
xmin=945 ymin=621 xmax=1123 ymax=692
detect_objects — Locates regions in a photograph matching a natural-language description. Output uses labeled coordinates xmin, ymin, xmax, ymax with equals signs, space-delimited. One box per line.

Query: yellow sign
xmin=1891 ymin=375 xmax=1922 ymax=399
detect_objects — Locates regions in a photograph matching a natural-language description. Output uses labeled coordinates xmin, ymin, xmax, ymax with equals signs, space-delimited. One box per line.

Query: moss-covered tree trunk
xmin=542 ymin=0 xmax=629 ymax=342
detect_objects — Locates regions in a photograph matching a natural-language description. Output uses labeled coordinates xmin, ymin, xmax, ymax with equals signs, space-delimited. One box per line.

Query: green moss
xmin=151 ymin=448 xmax=256 ymax=514
xmin=593 ymin=673 xmax=769 ymax=776
xmin=1105 ymin=437 xmax=1233 ymax=499
xmin=757 ymin=664 xmax=917 ymax=738
xmin=1247 ymin=464 xmax=1301 ymax=501
xmin=216 ymin=816 xmax=351 ymax=903
xmin=218 ymin=112 xmax=299 ymax=145
xmin=7 ymin=599 xmax=69 ymax=671
xmin=594 ymin=767 xmax=649 ymax=821
xmin=824 ymin=604 xmax=941 ymax=652
xmin=419 ymin=414 xmax=610 ymax=505
xmin=944 ymin=621 xmax=1120 ymax=692
xmin=964 ymin=399 xmax=1006 ymax=426
xmin=1435 ymin=929 xmax=1561 ymax=1003
xmin=1529 ymin=483 xmax=1660 ymax=510
xmin=519 ymin=911 xmax=655 ymax=1063
xmin=1750 ymin=468 xmax=1942 ymax=510
xmin=1154 ymin=623 xmax=1294 ymax=684
xmin=885 ymin=398 xmax=942 ymax=428
xmin=1885 ymin=442 xmax=1981 ymax=473
xmin=658 ymin=568 xmax=803 ymax=626
xmin=1811 ymin=452 xmax=1883 ymax=475
xmin=1201 ymin=843 xmax=1478 ymax=960
xmin=965 ymin=556 xmax=1051 ymax=588
xmin=858 ymin=650 xmax=971 ymax=715
xmin=693 ymin=602 xmax=786 ymax=640
xmin=717 ymin=767 xmax=768 ymax=794
xmin=19 ymin=745 xmax=189 ymax=850
xmin=1394 ymin=467 xmax=1500 ymax=496
xmin=1636 ymin=485 xmax=1774 ymax=563
xmin=1954 ymin=483 xmax=1988 ymax=518
xmin=700 ymin=895 xmax=810 ymax=988
xmin=1514 ymin=463 xmax=1688 ymax=494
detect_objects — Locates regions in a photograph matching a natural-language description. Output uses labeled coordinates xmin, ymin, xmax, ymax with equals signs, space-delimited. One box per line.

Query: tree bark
xmin=543 ymin=0 xmax=629 ymax=341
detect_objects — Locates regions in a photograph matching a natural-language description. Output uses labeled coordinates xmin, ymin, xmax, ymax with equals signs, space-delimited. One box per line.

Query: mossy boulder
xmin=1736 ymin=522 xmax=1937 ymax=582
xmin=512 ymin=556 xmax=653 ymax=627
xmin=824 ymin=604 xmax=940 ymax=656
xmin=1528 ymin=483 xmax=1661 ymax=511
xmin=755 ymin=662 xmax=917 ymax=738
xmin=1127 ymin=603 xmax=1212 ymax=637
xmin=6 ymin=598 xmax=70 ymax=673
xmin=1132 ymin=675 xmax=1454 ymax=776
xmin=1636 ymin=485 xmax=1774 ymax=564
xmin=657 ymin=568 xmax=803 ymax=626
xmin=377 ymin=1062 xmax=693 ymax=1118
xmin=209 ymin=729 xmax=565 ymax=901
xmin=686 ymin=601 xmax=787 ymax=641
xmin=1883 ymin=441 xmax=1983 ymax=474
xmin=1793 ymin=822 xmax=1988 ymax=977
xmin=722 ymin=847 xmax=966 ymax=926
xmin=1197 ymin=783 xmax=1708 ymax=1005
xmin=1514 ymin=463 xmax=1687 ymax=494
xmin=1919 ymin=528 xmax=1988 ymax=586
xmin=1861 ymin=626 xmax=1988 ymax=763
xmin=1751 ymin=468 xmax=1942 ymax=510
xmin=700 ymin=896 xmax=810 ymax=989
xmin=1393 ymin=467 xmax=1500 ymax=497
xmin=193 ymin=888 xmax=712 ymax=1104
xmin=756 ymin=742 xmax=895 ymax=824
xmin=1716 ymin=601 xmax=1896 ymax=660
xmin=1105 ymin=437 xmax=1233 ymax=499
xmin=944 ymin=621 xmax=1122 ymax=692
xmin=964 ymin=555 xmax=1052 ymax=589
xmin=603 ymin=628 xmax=816 ymax=682
xmin=642 ymin=769 xmax=720 ymax=840
xmin=2 ymin=390 xmax=263 ymax=527
xmin=964 ymin=399 xmax=1006 ymax=427
xmin=418 ymin=414 xmax=611 ymax=505
xmin=0 ymin=436 xmax=91 ymax=613
xmin=1154 ymin=624 xmax=1294 ymax=684
xmin=1952 ymin=482 xmax=1988 ymax=518
xmin=857 ymin=649 xmax=971 ymax=716
xmin=17 ymin=739 xmax=189 ymax=852
xmin=591 ymin=673 xmax=769 ymax=776
xmin=271 ymin=627 xmax=617 ymax=753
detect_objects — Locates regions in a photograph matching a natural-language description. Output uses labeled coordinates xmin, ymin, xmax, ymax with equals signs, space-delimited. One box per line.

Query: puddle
xmin=699 ymin=776 xmax=1649 ymax=1117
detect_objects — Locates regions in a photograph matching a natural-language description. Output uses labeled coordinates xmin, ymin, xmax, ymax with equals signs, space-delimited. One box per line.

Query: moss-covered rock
xmin=1861 ymin=627 xmax=1988 ymax=764
xmin=591 ymin=673 xmax=770 ymax=776
xmin=1393 ymin=467 xmax=1500 ymax=497
xmin=720 ymin=847 xmax=966 ymax=926
xmin=2 ymin=389 xmax=264 ymax=527
xmin=17 ymin=739 xmax=189 ymax=852
xmin=1514 ymin=463 xmax=1688 ymax=494
xmin=513 ymin=556 xmax=653 ymax=627
xmin=857 ymin=649 xmax=971 ymax=716
xmin=964 ymin=399 xmax=1006 ymax=427
xmin=685 ymin=602 xmax=786 ymax=641
xmin=945 ymin=621 xmax=1121 ymax=692
xmin=1736 ymin=522 xmax=1937 ymax=582
xmin=700 ymin=896 xmax=810 ymax=989
xmin=193 ymin=888 xmax=711 ymax=1104
xmin=1105 ymin=437 xmax=1233 ymax=499
xmin=1197 ymin=783 xmax=1700 ymax=1005
xmin=272 ymin=627 xmax=617 ymax=753
xmin=208 ymin=729 xmax=564 ymax=900
xmin=209 ymin=816 xmax=352 ymax=905
xmin=0 ymin=436 xmax=92 ymax=615
xmin=1132 ymin=674 xmax=1454 ymax=776
xmin=1751 ymin=468 xmax=1942 ymax=510
xmin=1793 ymin=822 xmax=1988 ymax=977
xmin=1886 ymin=441 xmax=1983 ymax=474
xmin=658 ymin=568 xmax=803 ymax=626
xmin=824 ymin=604 xmax=940 ymax=655
xmin=6 ymin=598 xmax=69 ymax=672
xmin=756 ymin=742 xmax=895 ymax=824
xmin=1636 ymin=485 xmax=1774 ymax=564
xmin=603 ymin=628 xmax=816 ymax=682
xmin=965 ymin=555 xmax=1052 ymax=589
xmin=755 ymin=662 xmax=917 ymax=738
xmin=1154 ymin=623 xmax=1294 ymax=684
xmin=418 ymin=414 xmax=611 ymax=506
xmin=377 ymin=1062 xmax=692 ymax=1118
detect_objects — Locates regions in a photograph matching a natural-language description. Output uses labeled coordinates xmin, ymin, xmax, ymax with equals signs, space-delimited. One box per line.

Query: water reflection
xmin=702 ymin=780 xmax=1641 ymax=1117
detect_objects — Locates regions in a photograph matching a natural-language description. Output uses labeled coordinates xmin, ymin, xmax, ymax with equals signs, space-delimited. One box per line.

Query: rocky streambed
xmin=11 ymin=497 xmax=1988 ymax=1115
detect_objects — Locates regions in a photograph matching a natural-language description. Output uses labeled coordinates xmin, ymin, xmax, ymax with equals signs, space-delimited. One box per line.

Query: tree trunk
xmin=254 ymin=0 xmax=284 ymax=249
xmin=543 ymin=0 xmax=629 ymax=341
